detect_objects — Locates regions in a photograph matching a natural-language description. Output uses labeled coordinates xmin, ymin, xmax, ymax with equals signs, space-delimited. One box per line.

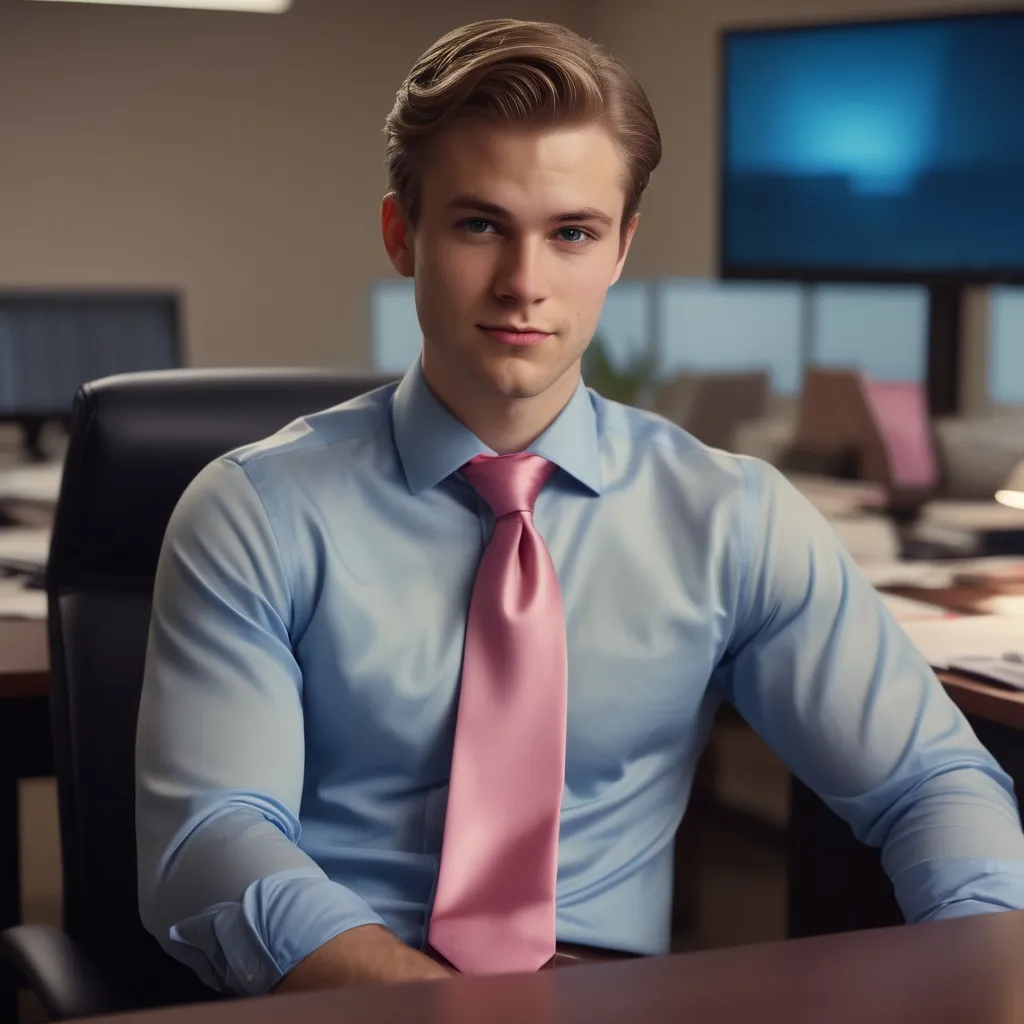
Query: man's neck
xmin=421 ymin=360 xmax=578 ymax=455
xmin=451 ymin=396 xmax=565 ymax=456
xmin=474 ymin=413 xmax=554 ymax=456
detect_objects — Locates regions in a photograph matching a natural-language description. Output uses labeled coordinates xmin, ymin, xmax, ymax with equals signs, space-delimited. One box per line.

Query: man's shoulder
xmin=170 ymin=383 xmax=399 ymax=535
xmin=223 ymin=383 xmax=398 ymax=480
xmin=591 ymin=388 xmax=768 ymax=495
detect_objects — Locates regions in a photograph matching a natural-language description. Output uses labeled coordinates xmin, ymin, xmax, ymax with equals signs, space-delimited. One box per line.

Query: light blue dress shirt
xmin=136 ymin=360 xmax=1024 ymax=996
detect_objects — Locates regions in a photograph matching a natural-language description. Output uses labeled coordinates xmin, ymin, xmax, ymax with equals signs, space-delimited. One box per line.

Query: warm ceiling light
xmin=30 ymin=0 xmax=292 ymax=11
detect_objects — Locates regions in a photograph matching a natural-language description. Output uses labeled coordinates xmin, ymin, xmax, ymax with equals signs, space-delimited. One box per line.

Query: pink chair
xmin=788 ymin=368 xmax=940 ymax=514
xmin=860 ymin=379 xmax=940 ymax=492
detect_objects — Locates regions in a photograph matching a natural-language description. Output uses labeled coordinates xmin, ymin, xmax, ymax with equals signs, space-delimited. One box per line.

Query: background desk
xmin=4 ymin=602 xmax=1023 ymax=967
xmin=892 ymin=579 xmax=1024 ymax=730
xmin=0 ymin=619 xmax=50 ymax=953
xmin=789 ymin=578 xmax=1024 ymax=939
xmin=0 ymin=620 xmax=47 ymax=702
xmin=85 ymin=910 xmax=1024 ymax=1024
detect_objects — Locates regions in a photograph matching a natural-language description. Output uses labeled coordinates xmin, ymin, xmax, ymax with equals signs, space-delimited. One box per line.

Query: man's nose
xmin=492 ymin=236 xmax=550 ymax=306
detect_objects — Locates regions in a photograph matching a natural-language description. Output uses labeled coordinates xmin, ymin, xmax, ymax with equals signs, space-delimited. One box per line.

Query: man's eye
xmin=464 ymin=219 xmax=492 ymax=233
xmin=558 ymin=227 xmax=589 ymax=244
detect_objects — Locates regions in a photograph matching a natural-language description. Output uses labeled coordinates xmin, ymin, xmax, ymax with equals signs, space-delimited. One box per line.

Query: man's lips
xmin=478 ymin=326 xmax=552 ymax=346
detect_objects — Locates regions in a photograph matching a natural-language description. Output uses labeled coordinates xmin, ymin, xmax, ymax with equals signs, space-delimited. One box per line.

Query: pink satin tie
xmin=428 ymin=452 xmax=568 ymax=975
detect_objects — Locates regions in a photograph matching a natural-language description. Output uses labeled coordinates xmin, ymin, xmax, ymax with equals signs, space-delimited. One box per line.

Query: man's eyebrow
xmin=551 ymin=207 xmax=616 ymax=228
xmin=445 ymin=195 xmax=615 ymax=229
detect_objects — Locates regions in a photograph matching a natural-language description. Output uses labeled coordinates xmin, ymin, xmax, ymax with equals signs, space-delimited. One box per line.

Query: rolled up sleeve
xmin=136 ymin=457 xmax=384 ymax=995
xmin=714 ymin=459 xmax=1024 ymax=924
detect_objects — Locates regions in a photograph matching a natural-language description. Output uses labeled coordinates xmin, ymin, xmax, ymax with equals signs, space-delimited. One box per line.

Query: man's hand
xmin=275 ymin=924 xmax=454 ymax=993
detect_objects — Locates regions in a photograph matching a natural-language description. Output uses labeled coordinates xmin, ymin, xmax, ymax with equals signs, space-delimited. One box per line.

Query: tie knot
xmin=462 ymin=453 xmax=556 ymax=519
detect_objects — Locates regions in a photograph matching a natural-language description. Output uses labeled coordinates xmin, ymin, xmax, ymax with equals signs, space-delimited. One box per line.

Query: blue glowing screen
xmin=721 ymin=14 xmax=1024 ymax=275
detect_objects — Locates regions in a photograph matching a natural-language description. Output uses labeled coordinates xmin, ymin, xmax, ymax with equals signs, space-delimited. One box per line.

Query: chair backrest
xmin=860 ymin=379 xmax=940 ymax=492
xmin=45 ymin=368 xmax=399 ymax=1007
xmin=652 ymin=371 xmax=769 ymax=450
xmin=786 ymin=367 xmax=870 ymax=477
xmin=786 ymin=367 xmax=941 ymax=502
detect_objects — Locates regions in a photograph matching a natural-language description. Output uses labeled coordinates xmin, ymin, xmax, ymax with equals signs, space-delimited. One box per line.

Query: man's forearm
xmin=275 ymin=924 xmax=453 ymax=993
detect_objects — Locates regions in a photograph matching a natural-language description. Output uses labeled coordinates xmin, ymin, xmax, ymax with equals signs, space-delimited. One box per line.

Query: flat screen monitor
xmin=719 ymin=9 xmax=1024 ymax=283
xmin=0 ymin=291 xmax=182 ymax=457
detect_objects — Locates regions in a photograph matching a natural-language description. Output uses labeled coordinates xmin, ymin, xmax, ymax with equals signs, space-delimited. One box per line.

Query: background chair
xmin=0 ymin=368 xmax=399 ymax=1021
xmin=783 ymin=367 xmax=942 ymax=518
xmin=651 ymin=371 xmax=769 ymax=451
xmin=781 ymin=367 xmax=871 ymax=479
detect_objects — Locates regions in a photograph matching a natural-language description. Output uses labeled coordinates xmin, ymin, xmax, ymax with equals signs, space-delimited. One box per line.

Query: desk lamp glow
xmin=995 ymin=460 xmax=1024 ymax=512
xmin=29 ymin=0 xmax=291 ymax=12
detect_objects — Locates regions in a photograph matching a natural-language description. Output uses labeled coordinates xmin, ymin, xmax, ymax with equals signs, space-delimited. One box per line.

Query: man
xmin=136 ymin=17 xmax=1024 ymax=997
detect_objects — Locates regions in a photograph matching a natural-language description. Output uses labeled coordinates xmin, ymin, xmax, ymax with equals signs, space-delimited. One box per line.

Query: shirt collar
xmin=391 ymin=359 xmax=602 ymax=496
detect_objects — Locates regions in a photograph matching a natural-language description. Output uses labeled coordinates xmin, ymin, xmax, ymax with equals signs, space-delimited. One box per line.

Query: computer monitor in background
xmin=0 ymin=292 xmax=182 ymax=460
xmin=719 ymin=10 xmax=1024 ymax=280
xmin=719 ymin=10 xmax=1024 ymax=416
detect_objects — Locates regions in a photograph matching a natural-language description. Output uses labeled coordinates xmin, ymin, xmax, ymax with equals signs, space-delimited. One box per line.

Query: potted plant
xmin=582 ymin=334 xmax=657 ymax=407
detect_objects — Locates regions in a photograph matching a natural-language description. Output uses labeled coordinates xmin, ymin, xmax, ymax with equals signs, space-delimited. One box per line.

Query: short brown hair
xmin=383 ymin=18 xmax=662 ymax=231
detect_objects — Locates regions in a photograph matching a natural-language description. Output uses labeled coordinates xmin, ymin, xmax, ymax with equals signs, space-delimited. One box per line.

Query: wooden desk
xmin=0 ymin=618 xmax=48 ymax=699
xmin=0 ymin=614 xmax=51 ymax=1013
xmin=789 ymin=577 xmax=1024 ymax=940
xmin=86 ymin=910 xmax=1024 ymax=1024
xmin=893 ymin=581 xmax=1024 ymax=731
xmin=940 ymin=671 xmax=1024 ymax=732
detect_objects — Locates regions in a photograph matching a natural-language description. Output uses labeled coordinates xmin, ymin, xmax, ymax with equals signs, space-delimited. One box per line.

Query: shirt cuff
xmin=166 ymin=867 xmax=386 ymax=995
xmin=891 ymin=856 xmax=1024 ymax=925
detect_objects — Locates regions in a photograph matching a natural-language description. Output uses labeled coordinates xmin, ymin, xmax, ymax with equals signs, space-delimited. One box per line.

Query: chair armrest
xmin=0 ymin=924 xmax=136 ymax=1020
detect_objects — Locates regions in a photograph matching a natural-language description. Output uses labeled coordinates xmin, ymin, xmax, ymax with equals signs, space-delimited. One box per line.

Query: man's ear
xmin=381 ymin=194 xmax=415 ymax=277
xmin=610 ymin=213 xmax=640 ymax=287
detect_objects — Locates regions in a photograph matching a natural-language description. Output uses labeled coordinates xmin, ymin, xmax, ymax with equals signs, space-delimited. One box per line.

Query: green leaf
xmin=583 ymin=334 xmax=656 ymax=406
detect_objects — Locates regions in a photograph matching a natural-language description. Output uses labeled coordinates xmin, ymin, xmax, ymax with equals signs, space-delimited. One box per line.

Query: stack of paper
xmin=879 ymin=593 xmax=960 ymax=623
xmin=829 ymin=517 xmax=901 ymax=565
xmin=0 ymin=577 xmax=46 ymax=619
xmin=0 ymin=463 xmax=62 ymax=505
xmin=858 ymin=556 xmax=1024 ymax=591
xmin=981 ymin=595 xmax=1024 ymax=618
xmin=920 ymin=501 xmax=1024 ymax=532
xmin=788 ymin=474 xmax=886 ymax=519
xmin=899 ymin=614 xmax=1022 ymax=673
xmin=0 ymin=527 xmax=51 ymax=574
xmin=859 ymin=561 xmax=957 ymax=589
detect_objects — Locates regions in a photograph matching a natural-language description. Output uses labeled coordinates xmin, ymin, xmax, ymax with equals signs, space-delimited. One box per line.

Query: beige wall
xmin=0 ymin=0 xmax=582 ymax=370
xmin=0 ymin=0 xmax=1011 ymax=412
xmin=585 ymin=0 xmax=1002 ymax=414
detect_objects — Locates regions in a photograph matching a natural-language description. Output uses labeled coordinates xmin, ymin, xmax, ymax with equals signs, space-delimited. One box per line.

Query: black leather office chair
xmin=0 ymin=368 xmax=400 ymax=1020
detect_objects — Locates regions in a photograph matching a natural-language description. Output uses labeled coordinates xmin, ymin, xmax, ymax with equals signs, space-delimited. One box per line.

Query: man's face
xmin=383 ymin=119 xmax=637 ymax=411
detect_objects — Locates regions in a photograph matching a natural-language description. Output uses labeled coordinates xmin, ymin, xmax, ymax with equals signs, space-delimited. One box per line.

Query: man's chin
xmin=478 ymin=364 xmax=561 ymax=402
